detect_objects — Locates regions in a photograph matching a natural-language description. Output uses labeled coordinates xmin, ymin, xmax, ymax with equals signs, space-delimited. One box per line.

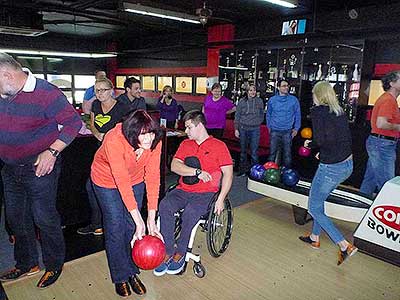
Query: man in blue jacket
xmin=266 ymin=79 xmax=301 ymax=167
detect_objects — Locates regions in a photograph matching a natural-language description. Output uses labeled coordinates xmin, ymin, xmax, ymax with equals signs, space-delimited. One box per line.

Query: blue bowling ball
xmin=279 ymin=165 xmax=289 ymax=175
xmin=250 ymin=164 xmax=266 ymax=181
xmin=281 ymin=168 xmax=300 ymax=187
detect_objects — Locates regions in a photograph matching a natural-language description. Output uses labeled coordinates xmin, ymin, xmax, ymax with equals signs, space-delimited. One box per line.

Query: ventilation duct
xmin=0 ymin=25 xmax=48 ymax=37
xmin=0 ymin=8 xmax=47 ymax=37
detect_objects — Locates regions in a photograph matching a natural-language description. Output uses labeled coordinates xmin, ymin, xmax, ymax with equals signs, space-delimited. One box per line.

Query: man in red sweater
xmin=0 ymin=52 xmax=81 ymax=288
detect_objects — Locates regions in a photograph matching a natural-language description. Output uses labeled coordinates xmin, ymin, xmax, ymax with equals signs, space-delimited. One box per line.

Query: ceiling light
xmin=219 ymin=65 xmax=248 ymax=71
xmin=260 ymin=0 xmax=297 ymax=8
xmin=0 ymin=48 xmax=117 ymax=58
xmin=124 ymin=3 xmax=201 ymax=24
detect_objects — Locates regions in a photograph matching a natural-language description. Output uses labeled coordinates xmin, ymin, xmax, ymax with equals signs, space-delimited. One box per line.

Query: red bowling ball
xmin=263 ymin=161 xmax=279 ymax=170
xmin=298 ymin=146 xmax=311 ymax=157
xmin=132 ymin=235 xmax=166 ymax=270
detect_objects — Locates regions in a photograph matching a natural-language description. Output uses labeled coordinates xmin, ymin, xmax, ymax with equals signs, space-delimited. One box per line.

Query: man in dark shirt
xmin=117 ymin=77 xmax=146 ymax=113
xmin=0 ymin=53 xmax=81 ymax=288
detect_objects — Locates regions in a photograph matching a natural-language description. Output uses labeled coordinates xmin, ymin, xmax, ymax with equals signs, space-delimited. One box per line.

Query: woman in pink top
xmin=91 ymin=110 xmax=163 ymax=297
xmin=202 ymin=83 xmax=236 ymax=139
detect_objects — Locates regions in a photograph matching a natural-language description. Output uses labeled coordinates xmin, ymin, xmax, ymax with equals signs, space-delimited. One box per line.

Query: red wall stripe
xmin=207 ymin=24 xmax=235 ymax=77
xmin=374 ymin=64 xmax=400 ymax=77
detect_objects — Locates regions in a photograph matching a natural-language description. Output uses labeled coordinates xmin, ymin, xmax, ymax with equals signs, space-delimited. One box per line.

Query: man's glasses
xmin=95 ymin=88 xmax=111 ymax=93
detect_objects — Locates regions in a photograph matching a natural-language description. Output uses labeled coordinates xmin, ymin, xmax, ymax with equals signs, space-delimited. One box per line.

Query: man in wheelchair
xmin=154 ymin=110 xmax=233 ymax=276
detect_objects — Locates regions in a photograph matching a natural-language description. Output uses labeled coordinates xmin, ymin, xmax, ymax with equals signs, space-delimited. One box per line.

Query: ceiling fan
xmin=195 ymin=1 xmax=231 ymax=26
xmin=195 ymin=2 xmax=212 ymax=25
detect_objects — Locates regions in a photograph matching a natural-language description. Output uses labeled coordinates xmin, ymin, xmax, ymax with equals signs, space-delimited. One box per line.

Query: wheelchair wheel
xmin=193 ymin=262 xmax=206 ymax=278
xmin=206 ymin=198 xmax=233 ymax=257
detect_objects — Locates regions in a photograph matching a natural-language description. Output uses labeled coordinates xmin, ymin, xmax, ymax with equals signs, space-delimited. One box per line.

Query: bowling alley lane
xmin=3 ymin=197 xmax=399 ymax=300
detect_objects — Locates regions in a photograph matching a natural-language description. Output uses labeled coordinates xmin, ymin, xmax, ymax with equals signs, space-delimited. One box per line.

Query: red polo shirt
xmin=174 ymin=136 xmax=232 ymax=193
xmin=371 ymin=92 xmax=400 ymax=138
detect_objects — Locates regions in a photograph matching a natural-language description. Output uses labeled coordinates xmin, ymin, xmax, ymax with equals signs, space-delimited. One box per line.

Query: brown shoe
xmin=337 ymin=244 xmax=358 ymax=266
xmin=128 ymin=275 xmax=146 ymax=295
xmin=0 ymin=266 xmax=40 ymax=282
xmin=37 ymin=269 xmax=62 ymax=288
xmin=115 ymin=282 xmax=131 ymax=297
xmin=299 ymin=233 xmax=320 ymax=249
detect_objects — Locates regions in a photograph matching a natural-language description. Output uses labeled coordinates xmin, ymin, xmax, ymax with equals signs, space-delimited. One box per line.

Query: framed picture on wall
xmin=143 ymin=76 xmax=155 ymax=91
xmin=116 ymin=75 xmax=127 ymax=89
xmin=196 ymin=77 xmax=207 ymax=94
xmin=157 ymin=76 xmax=173 ymax=92
xmin=175 ymin=76 xmax=193 ymax=93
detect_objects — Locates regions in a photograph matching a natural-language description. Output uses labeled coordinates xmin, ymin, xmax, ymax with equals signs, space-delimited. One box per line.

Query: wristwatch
xmin=195 ymin=168 xmax=202 ymax=177
xmin=47 ymin=147 xmax=60 ymax=157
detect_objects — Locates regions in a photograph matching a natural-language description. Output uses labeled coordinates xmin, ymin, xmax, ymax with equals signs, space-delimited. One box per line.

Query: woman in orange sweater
xmin=91 ymin=110 xmax=163 ymax=297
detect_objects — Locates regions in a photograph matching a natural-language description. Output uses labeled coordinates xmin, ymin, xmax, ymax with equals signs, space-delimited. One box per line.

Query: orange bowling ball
xmin=300 ymin=127 xmax=312 ymax=139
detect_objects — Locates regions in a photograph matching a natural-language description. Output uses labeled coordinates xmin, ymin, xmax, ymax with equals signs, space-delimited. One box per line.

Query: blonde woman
xmin=77 ymin=78 xmax=127 ymax=236
xmin=90 ymin=78 xmax=127 ymax=142
xmin=157 ymin=85 xmax=180 ymax=129
xmin=299 ymin=81 xmax=357 ymax=265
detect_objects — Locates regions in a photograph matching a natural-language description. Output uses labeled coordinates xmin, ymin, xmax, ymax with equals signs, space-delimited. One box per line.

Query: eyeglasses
xmin=95 ymin=88 xmax=112 ymax=94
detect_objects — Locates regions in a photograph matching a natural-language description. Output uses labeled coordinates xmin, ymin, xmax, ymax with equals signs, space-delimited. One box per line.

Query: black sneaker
xmin=0 ymin=266 xmax=40 ymax=282
xmin=37 ymin=269 xmax=62 ymax=289
xmin=77 ymin=225 xmax=103 ymax=236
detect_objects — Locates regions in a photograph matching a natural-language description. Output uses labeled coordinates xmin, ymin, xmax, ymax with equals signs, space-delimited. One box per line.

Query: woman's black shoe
xmin=128 ymin=275 xmax=146 ymax=295
xmin=115 ymin=282 xmax=131 ymax=297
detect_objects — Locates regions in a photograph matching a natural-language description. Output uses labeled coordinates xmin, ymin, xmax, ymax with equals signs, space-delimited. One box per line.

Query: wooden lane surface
xmin=4 ymin=197 xmax=400 ymax=300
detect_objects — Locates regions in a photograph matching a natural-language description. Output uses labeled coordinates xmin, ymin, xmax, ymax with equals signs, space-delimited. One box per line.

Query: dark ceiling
xmin=1 ymin=0 xmax=397 ymax=41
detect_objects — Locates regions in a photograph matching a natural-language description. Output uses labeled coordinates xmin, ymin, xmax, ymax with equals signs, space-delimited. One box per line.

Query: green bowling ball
xmin=263 ymin=168 xmax=280 ymax=184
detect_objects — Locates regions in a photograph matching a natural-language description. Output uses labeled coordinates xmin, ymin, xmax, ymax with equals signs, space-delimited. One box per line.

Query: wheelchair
xmin=168 ymin=187 xmax=234 ymax=278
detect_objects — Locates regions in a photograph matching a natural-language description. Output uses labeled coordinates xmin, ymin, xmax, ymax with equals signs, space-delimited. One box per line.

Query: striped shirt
xmin=0 ymin=68 xmax=81 ymax=165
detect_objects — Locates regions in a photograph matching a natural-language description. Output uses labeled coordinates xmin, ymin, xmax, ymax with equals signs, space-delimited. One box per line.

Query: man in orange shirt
xmin=360 ymin=71 xmax=400 ymax=197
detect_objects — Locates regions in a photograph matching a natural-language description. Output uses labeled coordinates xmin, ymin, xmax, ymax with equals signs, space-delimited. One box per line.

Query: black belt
xmin=371 ymin=133 xmax=398 ymax=141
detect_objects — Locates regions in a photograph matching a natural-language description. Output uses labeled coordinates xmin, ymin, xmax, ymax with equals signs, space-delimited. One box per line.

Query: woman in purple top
xmin=202 ymin=83 xmax=236 ymax=139
xmin=157 ymin=85 xmax=180 ymax=129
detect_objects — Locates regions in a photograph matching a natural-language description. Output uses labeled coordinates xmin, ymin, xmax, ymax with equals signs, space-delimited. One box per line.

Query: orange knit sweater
xmin=91 ymin=123 xmax=161 ymax=211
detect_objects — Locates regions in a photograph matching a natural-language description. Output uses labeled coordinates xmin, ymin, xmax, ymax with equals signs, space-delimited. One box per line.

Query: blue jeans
xmin=360 ymin=135 xmax=397 ymax=197
xmin=239 ymin=127 xmax=260 ymax=167
xmin=308 ymin=157 xmax=353 ymax=244
xmin=86 ymin=178 xmax=102 ymax=228
xmin=1 ymin=160 xmax=65 ymax=271
xmin=93 ymin=182 xmax=144 ymax=283
xmin=159 ymin=189 xmax=214 ymax=255
xmin=268 ymin=129 xmax=292 ymax=167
